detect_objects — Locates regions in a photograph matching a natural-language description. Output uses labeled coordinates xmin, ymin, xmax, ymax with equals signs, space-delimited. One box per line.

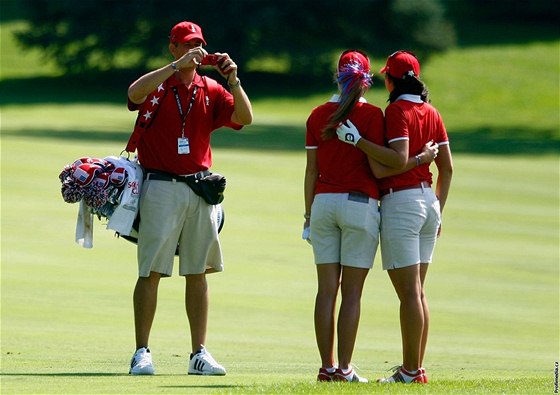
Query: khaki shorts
xmin=380 ymin=187 xmax=441 ymax=270
xmin=310 ymin=193 xmax=380 ymax=269
xmin=137 ymin=179 xmax=223 ymax=277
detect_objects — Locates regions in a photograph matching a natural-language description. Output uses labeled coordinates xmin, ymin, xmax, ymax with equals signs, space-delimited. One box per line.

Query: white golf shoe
xmin=188 ymin=346 xmax=226 ymax=376
xmin=129 ymin=347 xmax=155 ymax=375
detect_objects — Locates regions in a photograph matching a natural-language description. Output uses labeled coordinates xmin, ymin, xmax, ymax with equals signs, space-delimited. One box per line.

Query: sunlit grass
xmin=1 ymin=17 xmax=559 ymax=395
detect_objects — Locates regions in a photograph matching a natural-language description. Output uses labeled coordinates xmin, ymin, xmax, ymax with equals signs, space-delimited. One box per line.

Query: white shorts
xmin=137 ymin=178 xmax=223 ymax=277
xmin=380 ymin=186 xmax=441 ymax=270
xmin=310 ymin=193 xmax=380 ymax=269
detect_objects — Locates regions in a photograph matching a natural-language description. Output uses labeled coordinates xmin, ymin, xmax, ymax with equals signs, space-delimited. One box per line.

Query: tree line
xmin=12 ymin=0 xmax=558 ymax=78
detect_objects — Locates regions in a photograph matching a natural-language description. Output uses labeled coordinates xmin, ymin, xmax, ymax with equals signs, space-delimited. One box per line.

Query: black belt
xmin=145 ymin=169 xmax=210 ymax=183
xmin=348 ymin=192 xmax=370 ymax=203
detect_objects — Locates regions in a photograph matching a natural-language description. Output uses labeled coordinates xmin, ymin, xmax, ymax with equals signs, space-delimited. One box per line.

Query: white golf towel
xmin=75 ymin=200 xmax=94 ymax=248
xmin=105 ymin=157 xmax=143 ymax=236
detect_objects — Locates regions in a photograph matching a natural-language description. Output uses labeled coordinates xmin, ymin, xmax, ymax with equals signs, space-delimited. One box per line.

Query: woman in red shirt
xmin=376 ymin=51 xmax=453 ymax=384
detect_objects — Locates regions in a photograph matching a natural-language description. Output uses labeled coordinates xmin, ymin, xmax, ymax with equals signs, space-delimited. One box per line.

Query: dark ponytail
xmin=387 ymin=74 xmax=430 ymax=103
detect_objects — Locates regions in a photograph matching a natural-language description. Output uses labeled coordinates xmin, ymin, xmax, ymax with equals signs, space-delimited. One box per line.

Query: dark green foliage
xmin=13 ymin=0 xmax=457 ymax=76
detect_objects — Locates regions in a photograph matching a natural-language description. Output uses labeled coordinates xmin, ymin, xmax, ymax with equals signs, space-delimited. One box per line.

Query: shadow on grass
xmin=1 ymin=373 xmax=245 ymax=390
xmin=449 ymin=126 xmax=560 ymax=155
xmin=3 ymin=124 xmax=559 ymax=156
xmin=0 ymin=373 xmax=126 ymax=377
xmin=0 ymin=73 xmax=131 ymax=106
xmin=0 ymin=71 xmax=337 ymax=107
xmin=161 ymin=385 xmax=245 ymax=389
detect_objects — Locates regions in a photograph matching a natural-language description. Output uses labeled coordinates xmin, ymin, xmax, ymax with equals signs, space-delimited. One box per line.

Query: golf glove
xmin=336 ymin=120 xmax=361 ymax=146
xmin=302 ymin=225 xmax=311 ymax=245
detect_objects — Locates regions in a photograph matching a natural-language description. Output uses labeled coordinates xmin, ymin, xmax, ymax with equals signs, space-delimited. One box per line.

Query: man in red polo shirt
xmin=126 ymin=21 xmax=252 ymax=376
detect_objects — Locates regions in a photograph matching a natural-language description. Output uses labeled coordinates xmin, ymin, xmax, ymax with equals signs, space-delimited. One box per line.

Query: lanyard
xmin=172 ymin=85 xmax=198 ymax=138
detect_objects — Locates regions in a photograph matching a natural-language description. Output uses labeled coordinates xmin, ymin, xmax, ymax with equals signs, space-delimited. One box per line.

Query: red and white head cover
xmin=109 ymin=167 xmax=128 ymax=187
xmin=72 ymin=163 xmax=102 ymax=186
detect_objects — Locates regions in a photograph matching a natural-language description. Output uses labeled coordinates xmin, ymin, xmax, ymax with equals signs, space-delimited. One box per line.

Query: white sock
xmin=402 ymin=367 xmax=420 ymax=377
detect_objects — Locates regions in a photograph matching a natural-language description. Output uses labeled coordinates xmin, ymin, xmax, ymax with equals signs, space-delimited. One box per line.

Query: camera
xmin=200 ymin=54 xmax=222 ymax=66
xmin=199 ymin=54 xmax=233 ymax=75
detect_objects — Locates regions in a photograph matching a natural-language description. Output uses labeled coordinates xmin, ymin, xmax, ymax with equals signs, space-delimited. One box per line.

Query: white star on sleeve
xmin=157 ymin=83 xmax=164 ymax=92
xmin=150 ymin=96 xmax=160 ymax=106
xmin=142 ymin=110 xmax=152 ymax=120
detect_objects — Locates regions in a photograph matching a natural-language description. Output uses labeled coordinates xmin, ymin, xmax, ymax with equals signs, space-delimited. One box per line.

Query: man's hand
xmin=212 ymin=53 xmax=238 ymax=84
xmin=175 ymin=47 xmax=208 ymax=70
xmin=336 ymin=120 xmax=361 ymax=146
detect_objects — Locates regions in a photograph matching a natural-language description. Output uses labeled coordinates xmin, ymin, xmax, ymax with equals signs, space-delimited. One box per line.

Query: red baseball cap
xmin=338 ymin=50 xmax=370 ymax=73
xmin=379 ymin=50 xmax=420 ymax=79
xmin=169 ymin=21 xmax=207 ymax=46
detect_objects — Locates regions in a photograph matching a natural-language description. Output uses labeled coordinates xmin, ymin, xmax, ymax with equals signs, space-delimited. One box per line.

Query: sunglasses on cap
xmin=387 ymin=50 xmax=418 ymax=59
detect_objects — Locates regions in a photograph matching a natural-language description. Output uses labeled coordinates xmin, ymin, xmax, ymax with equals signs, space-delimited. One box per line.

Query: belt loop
xmin=420 ymin=182 xmax=425 ymax=192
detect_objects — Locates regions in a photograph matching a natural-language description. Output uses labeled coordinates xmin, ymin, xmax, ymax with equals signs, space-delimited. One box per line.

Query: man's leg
xmin=133 ymin=271 xmax=161 ymax=349
xmin=185 ymin=273 xmax=208 ymax=352
xmin=185 ymin=273 xmax=226 ymax=376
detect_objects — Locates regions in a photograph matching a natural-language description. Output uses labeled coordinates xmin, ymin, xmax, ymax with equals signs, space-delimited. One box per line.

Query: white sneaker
xmin=333 ymin=367 xmax=368 ymax=383
xmin=377 ymin=365 xmax=426 ymax=384
xmin=129 ymin=347 xmax=155 ymax=375
xmin=188 ymin=346 xmax=226 ymax=376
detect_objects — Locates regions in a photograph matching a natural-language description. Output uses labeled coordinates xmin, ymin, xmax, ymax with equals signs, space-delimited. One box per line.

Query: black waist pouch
xmin=186 ymin=173 xmax=226 ymax=205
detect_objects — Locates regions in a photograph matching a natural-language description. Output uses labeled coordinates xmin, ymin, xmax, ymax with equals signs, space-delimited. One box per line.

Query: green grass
xmin=1 ymin=19 xmax=559 ymax=395
xmin=1 ymin=138 xmax=557 ymax=394
xmin=426 ymin=42 xmax=559 ymax=131
xmin=1 ymin=138 xmax=558 ymax=394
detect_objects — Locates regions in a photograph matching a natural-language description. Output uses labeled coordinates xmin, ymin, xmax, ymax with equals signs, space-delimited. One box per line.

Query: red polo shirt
xmin=379 ymin=95 xmax=449 ymax=190
xmin=128 ymin=73 xmax=242 ymax=175
xmin=306 ymin=96 xmax=384 ymax=199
